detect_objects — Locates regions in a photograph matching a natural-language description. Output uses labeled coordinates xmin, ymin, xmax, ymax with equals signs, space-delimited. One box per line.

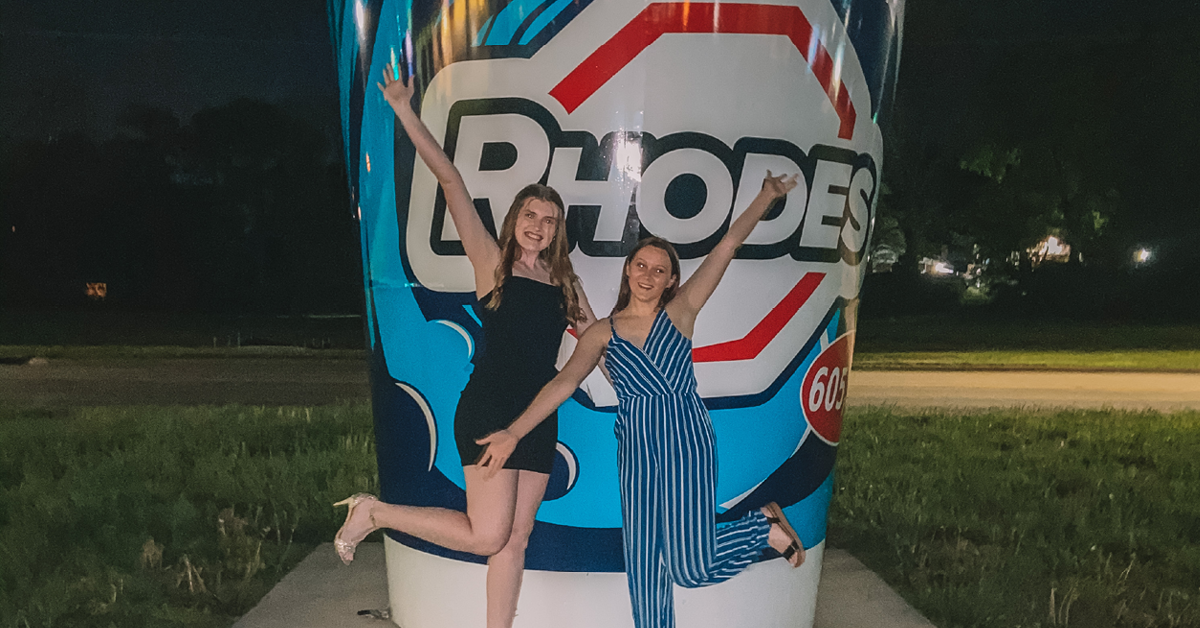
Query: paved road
xmin=848 ymin=370 xmax=1200 ymax=411
xmin=4 ymin=358 xmax=1200 ymax=410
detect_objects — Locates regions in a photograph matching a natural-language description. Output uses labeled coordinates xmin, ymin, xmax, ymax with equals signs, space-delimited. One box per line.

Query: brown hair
xmin=487 ymin=184 xmax=585 ymax=323
xmin=611 ymin=237 xmax=681 ymax=314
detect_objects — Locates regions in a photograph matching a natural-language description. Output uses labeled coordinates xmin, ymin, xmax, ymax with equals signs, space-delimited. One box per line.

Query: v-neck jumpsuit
xmin=606 ymin=309 xmax=772 ymax=628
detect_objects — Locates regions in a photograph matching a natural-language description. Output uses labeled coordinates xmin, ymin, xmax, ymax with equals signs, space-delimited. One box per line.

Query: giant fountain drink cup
xmin=329 ymin=0 xmax=902 ymax=625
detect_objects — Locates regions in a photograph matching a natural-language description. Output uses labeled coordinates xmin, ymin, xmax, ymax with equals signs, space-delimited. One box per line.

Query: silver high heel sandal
xmin=333 ymin=493 xmax=378 ymax=565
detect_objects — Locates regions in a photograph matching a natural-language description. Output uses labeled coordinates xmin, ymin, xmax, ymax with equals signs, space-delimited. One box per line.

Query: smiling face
xmin=512 ymin=197 xmax=561 ymax=255
xmin=625 ymin=245 xmax=677 ymax=305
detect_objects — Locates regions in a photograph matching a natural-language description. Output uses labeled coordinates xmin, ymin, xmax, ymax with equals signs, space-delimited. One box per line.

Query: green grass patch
xmin=830 ymin=407 xmax=1200 ymax=628
xmin=0 ymin=310 xmax=365 ymax=350
xmin=0 ymin=403 xmax=377 ymax=628
xmin=854 ymin=316 xmax=1200 ymax=371
xmin=0 ymin=345 xmax=367 ymax=361
xmin=854 ymin=350 xmax=1200 ymax=372
xmin=857 ymin=317 xmax=1200 ymax=353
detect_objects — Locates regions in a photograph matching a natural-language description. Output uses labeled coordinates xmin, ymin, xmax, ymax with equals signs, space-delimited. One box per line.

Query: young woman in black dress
xmin=333 ymin=66 xmax=596 ymax=628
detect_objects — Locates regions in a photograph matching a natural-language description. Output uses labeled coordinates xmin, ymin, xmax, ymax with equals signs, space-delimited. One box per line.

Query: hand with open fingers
xmin=376 ymin=63 xmax=415 ymax=111
xmin=761 ymin=170 xmax=800 ymax=200
xmin=475 ymin=429 xmax=518 ymax=478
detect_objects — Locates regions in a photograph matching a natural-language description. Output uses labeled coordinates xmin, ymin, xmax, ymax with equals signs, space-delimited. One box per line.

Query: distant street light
xmin=1043 ymin=236 xmax=1066 ymax=256
xmin=918 ymin=257 xmax=957 ymax=275
xmin=1029 ymin=234 xmax=1071 ymax=267
xmin=1134 ymin=248 xmax=1153 ymax=265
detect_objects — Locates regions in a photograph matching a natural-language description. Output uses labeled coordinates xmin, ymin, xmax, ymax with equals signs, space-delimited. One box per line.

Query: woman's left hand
xmin=475 ymin=430 xmax=519 ymax=478
xmin=761 ymin=170 xmax=800 ymax=200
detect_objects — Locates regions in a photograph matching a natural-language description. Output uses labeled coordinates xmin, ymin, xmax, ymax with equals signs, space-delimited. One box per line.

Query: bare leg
xmin=341 ymin=466 xmax=520 ymax=556
xmin=486 ymin=470 xmax=549 ymax=628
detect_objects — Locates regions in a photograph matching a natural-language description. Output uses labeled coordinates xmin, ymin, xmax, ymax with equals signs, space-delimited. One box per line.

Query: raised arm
xmin=671 ymin=172 xmax=798 ymax=319
xmin=378 ymin=66 xmax=500 ymax=288
xmin=475 ymin=320 xmax=610 ymax=476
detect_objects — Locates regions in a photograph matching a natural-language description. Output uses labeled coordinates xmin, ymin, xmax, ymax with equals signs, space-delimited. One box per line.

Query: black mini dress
xmin=454 ymin=275 xmax=568 ymax=474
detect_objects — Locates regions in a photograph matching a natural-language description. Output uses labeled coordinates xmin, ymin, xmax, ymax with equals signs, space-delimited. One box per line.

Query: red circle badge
xmin=801 ymin=333 xmax=853 ymax=444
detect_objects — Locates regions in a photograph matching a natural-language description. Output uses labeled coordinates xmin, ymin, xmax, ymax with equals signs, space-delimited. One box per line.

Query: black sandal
xmin=763 ymin=501 xmax=806 ymax=567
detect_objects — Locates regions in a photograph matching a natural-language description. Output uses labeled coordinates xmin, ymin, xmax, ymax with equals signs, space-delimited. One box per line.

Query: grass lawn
xmin=5 ymin=310 xmax=1200 ymax=371
xmin=5 ymin=344 xmax=1197 ymax=371
xmin=0 ymin=404 xmax=377 ymax=628
xmin=4 ymin=402 xmax=1198 ymax=627
xmin=856 ymin=316 xmax=1200 ymax=352
xmin=854 ymin=316 xmax=1200 ymax=372
xmin=0 ymin=309 xmax=367 ymax=362
xmin=0 ymin=345 xmax=367 ymax=361
xmin=0 ymin=310 xmax=365 ymax=351
xmin=830 ymin=407 xmax=1200 ymax=628
xmin=853 ymin=350 xmax=1200 ymax=372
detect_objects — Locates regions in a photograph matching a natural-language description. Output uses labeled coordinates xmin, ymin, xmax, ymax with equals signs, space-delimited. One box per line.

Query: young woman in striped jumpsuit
xmin=477 ymin=172 xmax=806 ymax=628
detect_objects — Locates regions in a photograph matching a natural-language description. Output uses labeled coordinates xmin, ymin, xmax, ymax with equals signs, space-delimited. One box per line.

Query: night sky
xmin=0 ymin=0 xmax=340 ymax=140
xmin=3 ymin=0 xmax=1198 ymax=232
xmin=3 ymin=0 xmax=1194 ymax=141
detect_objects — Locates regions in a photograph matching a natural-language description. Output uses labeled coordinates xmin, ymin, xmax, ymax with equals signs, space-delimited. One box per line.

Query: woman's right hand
xmin=377 ymin=63 xmax=415 ymax=113
xmin=475 ymin=429 xmax=519 ymax=479
xmin=374 ymin=61 xmax=501 ymax=283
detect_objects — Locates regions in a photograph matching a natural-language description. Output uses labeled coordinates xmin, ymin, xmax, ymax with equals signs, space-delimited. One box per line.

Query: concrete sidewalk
xmin=233 ymin=543 xmax=934 ymax=628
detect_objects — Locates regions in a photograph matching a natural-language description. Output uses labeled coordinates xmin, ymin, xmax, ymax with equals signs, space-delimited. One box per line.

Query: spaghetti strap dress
xmin=605 ymin=309 xmax=771 ymax=628
xmin=454 ymin=275 xmax=567 ymax=474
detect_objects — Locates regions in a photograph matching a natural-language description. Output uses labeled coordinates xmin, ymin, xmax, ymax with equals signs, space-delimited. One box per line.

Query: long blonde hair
xmin=487 ymin=184 xmax=585 ymax=323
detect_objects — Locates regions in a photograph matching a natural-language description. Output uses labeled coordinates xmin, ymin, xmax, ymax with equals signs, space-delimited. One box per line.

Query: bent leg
xmin=364 ymin=465 xmax=519 ymax=556
xmin=708 ymin=510 xmax=771 ymax=579
xmin=660 ymin=410 xmax=769 ymax=588
xmin=486 ymin=470 xmax=549 ymax=628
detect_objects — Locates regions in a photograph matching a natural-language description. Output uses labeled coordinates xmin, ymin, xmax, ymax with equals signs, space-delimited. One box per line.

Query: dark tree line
xmin=865 ymin=0 xmax=1200 ymax=321
xmin=3 ymin=0 xmax=1197 ymax=321
xmin=0 ymin=100 xmax=361 ymax=314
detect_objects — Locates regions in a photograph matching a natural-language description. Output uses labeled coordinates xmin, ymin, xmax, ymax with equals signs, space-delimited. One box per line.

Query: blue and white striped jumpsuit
xmin=607 ymin=309 xmax=772 ymax=628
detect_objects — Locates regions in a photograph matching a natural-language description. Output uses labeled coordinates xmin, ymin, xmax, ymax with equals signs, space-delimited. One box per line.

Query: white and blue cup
xmin=329 ymin=0 xmax=903 ymax=625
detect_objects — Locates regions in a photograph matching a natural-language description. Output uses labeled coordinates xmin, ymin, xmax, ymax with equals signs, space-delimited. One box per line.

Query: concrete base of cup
xmin=384 ymin=535 xmax=823 ymax=628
